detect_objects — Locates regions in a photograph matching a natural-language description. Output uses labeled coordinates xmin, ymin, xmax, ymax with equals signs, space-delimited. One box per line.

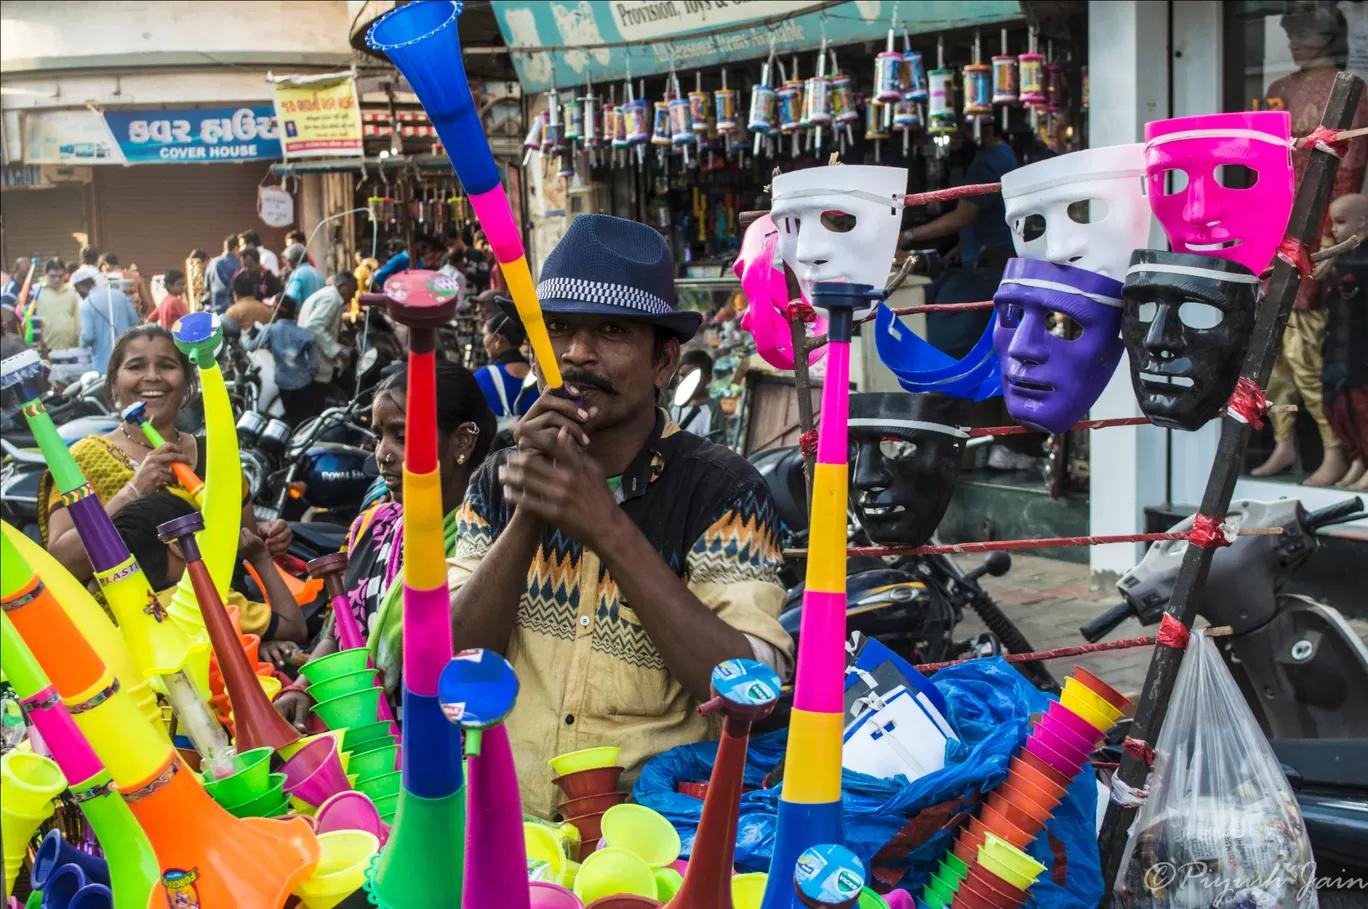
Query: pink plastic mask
xmin=735 ymin=214 xmax=826 ymax=370
xmin=1144 ymin=111 xmax=1293 ymax=276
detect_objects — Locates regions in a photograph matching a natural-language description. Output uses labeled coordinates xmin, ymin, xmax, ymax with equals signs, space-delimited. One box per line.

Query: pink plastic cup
xmin=1046 ymin=701 xmax=1104 ymax=749
xmin=1031 ymin=718 xmax=1091 ymax=768
xmin=280 ymin=735 xmax=352 ymax=808
xmin=315 ymin=790 xmax=385 ymax=843
xmin=1024 ymin=733 xmax=1081 ymax=778
xmin=1038 ymin=709 xmax=1099 ymax=758
xmin=529 ymin=881 xmax=584 ymax=909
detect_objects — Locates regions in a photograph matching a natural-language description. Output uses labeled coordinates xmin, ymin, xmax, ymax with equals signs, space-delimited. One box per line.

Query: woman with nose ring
xmin=272 ymin=360 xmax=496 ymax=730
xmin=40 ymin=324 xmax=293 ymax=582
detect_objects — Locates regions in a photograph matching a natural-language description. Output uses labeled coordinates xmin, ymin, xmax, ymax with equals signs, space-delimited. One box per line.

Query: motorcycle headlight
xmin=239 ymin=451 xmax=267 ymax=500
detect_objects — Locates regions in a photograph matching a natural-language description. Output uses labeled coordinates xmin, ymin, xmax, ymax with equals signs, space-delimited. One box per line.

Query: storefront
xmin=1086 ymin=0 xmax=1368 ymax=585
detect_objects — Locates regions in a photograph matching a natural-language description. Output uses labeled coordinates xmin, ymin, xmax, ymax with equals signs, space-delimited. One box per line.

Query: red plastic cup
xmin=553 ymin=766 xmax=625 ymax=801
xmin=979 ymin=803 xmax=1033 ymax=849
xmin=955 ymin=877 xmax=1017 ymax=909
xmin=585 ymin=896 xmax=662 ymax=908
xmin=567 ymin=810 xmax=606 ymax=845
xmin=558 ymin=791 xmax=627 ymax=817
xmin=985 ymin=791 xmax=1047 ymax=836
xmin=1072 ymin=666 xmax=1129 ymax=710
xmin=967 ymin=865 xmax=1030 ymax=907
xmin=954 ymin=827 xmax=986 ymax=864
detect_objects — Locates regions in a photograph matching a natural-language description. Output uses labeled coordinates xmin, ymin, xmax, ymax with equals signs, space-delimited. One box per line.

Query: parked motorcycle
xmin=1083 ymin=497 xmax=1368 ymax=879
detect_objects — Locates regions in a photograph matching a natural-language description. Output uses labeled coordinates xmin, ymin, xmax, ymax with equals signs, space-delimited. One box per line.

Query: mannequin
xmin=848 ymin=392 xmax=972 ymax=547
xmin=993 ymin=258 xmax=1126 ymax=434
xmin=770 ymin=165 xmax=908 ymax=320
xmin=1000 ymin=143 xmax=1152 ymax=280
xmin=1121 ymin=249 xmax=1261 ymax=432
xmin=1143 ymin=110 xmax=1295 ymax=277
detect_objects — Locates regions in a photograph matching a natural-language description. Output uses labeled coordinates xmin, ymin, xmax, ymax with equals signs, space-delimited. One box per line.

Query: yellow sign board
xmin=271 ymin=74 xmax=362 ymax=158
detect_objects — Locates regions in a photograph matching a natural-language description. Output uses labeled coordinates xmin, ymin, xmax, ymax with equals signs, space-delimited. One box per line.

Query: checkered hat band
xmin=537 ymin=277 xmax=672 ymax=316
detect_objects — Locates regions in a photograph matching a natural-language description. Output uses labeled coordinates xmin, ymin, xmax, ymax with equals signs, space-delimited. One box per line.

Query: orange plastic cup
xmin=956 ymin=877 xmax=1018 ymax=909
xmin=1005 ymin=767 xmax=1068 ymax=811
xmin=985 ymin=792 xmax=1047 ymax=836
xmin=241 ymin=634 xmax=261 ymax=666
xmin=1012 ymin=751 xmax=1072 ymax=792
xmin=953 ymin=827 xmax=986 ymax=864
xmin=1072 ymin=666 xmax=1129 ymax=710
xmin=966 ymin=865 xmax=1029 ymax=908
xmin=979 ymin=803 xmax=1033 ymax=849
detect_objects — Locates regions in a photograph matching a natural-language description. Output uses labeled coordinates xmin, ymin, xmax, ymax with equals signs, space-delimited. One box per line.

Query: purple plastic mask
xmin=1144 ymin=111 xmax=1293 ymax=276
xmin=993 ymin=258 xmax=1126 ymax=434
xmin=736 ymin=214 xmax=826 ymax=369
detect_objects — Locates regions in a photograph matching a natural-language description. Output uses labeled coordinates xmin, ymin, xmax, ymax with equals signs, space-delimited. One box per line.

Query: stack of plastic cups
xmin=207 ymin=604 xmax=283 ymax=735
xmin=946 ymin=833 xmax=1046 ymax=909
xmin=1 ymin=751 xmax=65 ymax=899
xmin=940 ymin=667 xmax=1127 ymax=906
xmin=549 ymin=748 xmax=625 ymax=861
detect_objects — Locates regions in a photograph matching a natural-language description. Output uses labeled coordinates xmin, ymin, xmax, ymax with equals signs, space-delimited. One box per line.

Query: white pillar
xmin=1087 ymin=0 xmax=1172 ymax=576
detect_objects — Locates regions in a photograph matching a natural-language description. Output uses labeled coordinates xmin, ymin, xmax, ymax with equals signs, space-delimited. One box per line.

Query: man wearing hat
xmin=72 ymin=263 xmax=138 ymax=374
xmin=449 ymin=215 xmax=793 ymax=819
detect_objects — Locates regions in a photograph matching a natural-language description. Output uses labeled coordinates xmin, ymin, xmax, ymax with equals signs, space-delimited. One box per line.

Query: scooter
xmin=1081 ymin=497 xmax=1368 ymax=878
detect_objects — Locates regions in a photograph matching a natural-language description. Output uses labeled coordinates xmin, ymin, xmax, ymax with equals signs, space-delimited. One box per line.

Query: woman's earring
xmin=457 ymin=454 xmax=467 ymax=464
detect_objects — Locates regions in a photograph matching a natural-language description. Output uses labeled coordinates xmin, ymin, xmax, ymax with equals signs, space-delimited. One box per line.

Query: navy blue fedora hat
xmin=499 ymin=214 xmax=702 ymax=340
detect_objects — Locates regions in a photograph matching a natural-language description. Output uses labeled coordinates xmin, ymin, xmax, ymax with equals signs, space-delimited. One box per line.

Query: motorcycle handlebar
xmin=1303 ymin=497 xmax=1365 ymax=532
xmin=1080 ymin=602 xmax=1134 ymax=643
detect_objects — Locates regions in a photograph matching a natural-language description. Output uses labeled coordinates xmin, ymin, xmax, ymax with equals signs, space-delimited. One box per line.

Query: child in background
xmin=1321 ymin=193 xmax=1368 ymax=489
xmin=110 ymin=491 xmax=308 ymax=664
xmin=146 ymin=269 xmax=189 ymax=329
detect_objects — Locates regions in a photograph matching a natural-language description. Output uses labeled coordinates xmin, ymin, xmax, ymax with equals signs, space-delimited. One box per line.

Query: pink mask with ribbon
xmin=736 ymin=214 xmax=826 ymax=370
xmin=1144 ymin=110 xmax=1294 ymax=276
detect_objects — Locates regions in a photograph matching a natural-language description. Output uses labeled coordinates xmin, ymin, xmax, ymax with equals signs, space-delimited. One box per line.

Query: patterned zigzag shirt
xmin=448 ymin=413 xmax=792 ymax=821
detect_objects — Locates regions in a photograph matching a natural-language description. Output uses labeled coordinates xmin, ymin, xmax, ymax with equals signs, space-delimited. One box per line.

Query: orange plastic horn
xmin=158 ymin=512 xmax=301 ymax=753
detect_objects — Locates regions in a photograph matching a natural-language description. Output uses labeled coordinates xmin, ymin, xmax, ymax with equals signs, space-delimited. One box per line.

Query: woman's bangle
xmin=122 ymin=481 xmax=140 ymax=500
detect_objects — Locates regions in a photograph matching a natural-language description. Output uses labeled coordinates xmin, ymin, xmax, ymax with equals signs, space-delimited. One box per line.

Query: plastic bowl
xmin=553 ymin=766 xmax=625 ymax=801
xmin=558 ymin=791 xmax=627 ymax=818
xmin=310 ymin=687 xmax=382 ymax=732
xmin=298 ymin=647 xmax=371 ymax=686
xmin=1061 ymin=679 xmax=1122 ymax=727
xmin=731 ymin=872 xmax=769 ymax=909
xmin=1045 ymin=701 xmax=1105 ymax=749
xmin=1071 ymin=666 xmax=1129 ymax=710
xmin=529 ymin=881 xmax=583 ymax=909
xmin=356 ymin=770 xmax=402 ymax=800
xmin=308 ymin=669 xmax=379 ymax=704
xmin=340 ymin=721 xmax=393 ymax=753
xmin=227 ymin=773 xmax=288 ymax=817
xmin=526 ymin=822 xmax=567 ymax=877
xmin=345 ymin=743 xmax=399 ymax=780
xmin=573 ymin=847 xmax=656 ymax=903
xmin=201 ymin=746 xmax=274 ymax=799
xmin=292 ymin=829 xmax=380 ymax=909
xmin=1011 ymin=751 xmax=1072 ymax=793
xmin=978 ymin=803 xmax=1032 ymax=849
xmin=600 ymin=804 xmax=682 ymax=868
xmin=583 ymin=897 xmax=659 ymax=909
xmin=549 ymin=747 xmax=622 ymax=778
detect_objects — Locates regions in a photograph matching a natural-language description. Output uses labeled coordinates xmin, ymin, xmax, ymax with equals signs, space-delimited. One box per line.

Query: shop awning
xmin=489 ymin=0 xmax=1024 ymax=92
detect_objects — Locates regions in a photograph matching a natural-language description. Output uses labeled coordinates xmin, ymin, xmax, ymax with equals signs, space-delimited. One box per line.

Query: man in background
xmin=238 ymin=247 xmax=282 ymax=301
xmin=669 ymin=349 xmax=722 ymax=440
xmin=33 ymin=258 xmax=81 ymax=354
xmin=205 ymin=234 xmax=242 ymax=313
xmin=73 ymin=264 xmax=138 ymax=373
xmin=370 ymin=235 xmax=441 ymax=290
xmin=225 ymin=270 xmax=276 ymax=332
xmin=295 ymin=271 xmax=357 ymax=411
xmin=79 ymin=246 xmax=107 ymax=287
xmin=280 ymin=244 xmax=322 ymax=312
xmin=240 ymin=230 xmax=280 ymax=276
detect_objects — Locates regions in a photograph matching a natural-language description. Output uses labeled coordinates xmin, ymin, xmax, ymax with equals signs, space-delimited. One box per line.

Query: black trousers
xmin=279 ymin=382 xmax=332 ymax=429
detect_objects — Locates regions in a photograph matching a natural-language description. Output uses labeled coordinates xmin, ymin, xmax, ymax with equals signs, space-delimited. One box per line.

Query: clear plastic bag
xmin=1114 ymin=629 xmax=1317 ymax=908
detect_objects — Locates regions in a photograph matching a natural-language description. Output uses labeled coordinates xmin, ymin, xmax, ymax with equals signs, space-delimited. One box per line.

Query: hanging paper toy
xmin=1001 ymin=143 xmax=1152 ymax=280
xmin=1122 ymin=249 xmax=1261 ymax=431
xmin=1143 ymin=111 xmax=1294 ymax=276
xmin=736 ymin=214 xmax=827 ymax=369
xmin=993 ymin=258 xmax=1127 ymax=434
xmin=770 ymin=165 xmax=907 ymax=321
xmin=848 ymin=392 xmax=972 ymax=547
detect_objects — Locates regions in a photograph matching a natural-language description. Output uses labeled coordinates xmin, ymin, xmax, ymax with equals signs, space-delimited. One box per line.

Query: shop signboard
xmin=25 ymin=107 xmax=282 ymax=164
xmin=269 ymin=72 xmax=364 ymax=158
xmin=490 ymin=0 xmax=1023 ymax=92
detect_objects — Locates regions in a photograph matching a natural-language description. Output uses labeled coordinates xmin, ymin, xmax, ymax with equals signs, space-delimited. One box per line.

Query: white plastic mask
xmin=771 ymin=164 xmax=908 ymax=318
xmin=1001 ymin=144 xmax=1151 ymax=280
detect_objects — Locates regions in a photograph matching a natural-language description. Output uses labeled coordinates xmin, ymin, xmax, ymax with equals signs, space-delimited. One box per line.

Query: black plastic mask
xmin=848 ymin=393 xmax=972 ymax=547
xmin=1122 ymin=249 xmax=1260 ymax=431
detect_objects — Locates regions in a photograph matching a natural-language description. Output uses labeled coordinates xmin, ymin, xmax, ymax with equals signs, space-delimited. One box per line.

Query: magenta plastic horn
xmin=280 ymin=735 xmax=352 ymax=809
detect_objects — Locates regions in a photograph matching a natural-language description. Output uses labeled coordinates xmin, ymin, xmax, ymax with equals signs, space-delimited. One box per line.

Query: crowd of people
xmin=2 ymin=214 xmax=782 ymax=819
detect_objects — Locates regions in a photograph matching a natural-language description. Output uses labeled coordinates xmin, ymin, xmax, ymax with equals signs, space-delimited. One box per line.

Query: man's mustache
xmin=561 ymin=369 xmax=615 ymax=394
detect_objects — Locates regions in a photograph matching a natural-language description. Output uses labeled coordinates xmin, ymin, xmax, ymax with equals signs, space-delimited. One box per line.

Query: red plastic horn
xmin=159 ymin=512 xmax=301 ymax=753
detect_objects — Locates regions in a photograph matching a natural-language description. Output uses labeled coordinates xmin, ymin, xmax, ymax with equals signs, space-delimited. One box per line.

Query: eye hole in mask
xmin=879 ymin=439 xmax=919 ymax=460
xmin=1131 ymin=299 xmax=1225 ymax=328
xmin=1160 ymin=168 xmax=1190 ymax=194
xmin=781 ymin=216 xmax=801 ymax=235
xmin=998 ymin=303 xmax=1023 ymax=327
xmin=820 ymin=210 xmax=858 ymax=232
xmin=1020 ymin=214 xmax=1047 ymax=242
xmin=1045 ymin=311 xmax=1084 ymax=340
xmin=1216 ymin=163 xmax=1258 ymax=189
xmin=1066 ymin=199 xmax=1110 ymax=224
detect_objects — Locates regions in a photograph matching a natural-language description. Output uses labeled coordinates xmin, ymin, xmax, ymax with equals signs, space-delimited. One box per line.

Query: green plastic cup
xmin=343 ymin=721 xmax=394 ymax=752
xmin=298 ymin=647 xmax=371 ymax=686
xmin=310 ymin=687 xmax=382 ymax=731
xmin=372 ymin=792 xmax=398 ymax=821
xmin=201 ymin=746 xmax=274 ymax=802
xmin=924 ymin=877 xmax=955 ymax=906
xmin=857 ymin=888 xmax=890 ymax=909
xmin=346 ymin=743 xmax=399 ymax=780
xmin=931 ymin=868 xmax=961 ymax=894
xmin=943 ymin=853 xmax=969 ymax=879
xmin=227 ymin=773 xmax=287 ymax=817
xmin=356 ymin=770 xmax=402 ymax=800
xmin=921 ymin=888 xmax=949 ymax=909
xmin=654 ymin=867 xmax=684 ymax=901
xmin=308 ymin=669 xmax=379 ymax=703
